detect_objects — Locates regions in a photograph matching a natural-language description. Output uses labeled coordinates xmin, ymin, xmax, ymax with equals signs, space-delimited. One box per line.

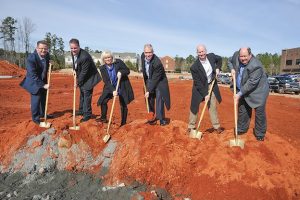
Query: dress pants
xmin=100 ymin=94 xmax=128 ymax=125
xmin=148 ymin=88 xmax=165 ymax=121
xmin=79 ymin=87 xmax=93 ymax=119
xmin=188 ymin=91 xmax=220 ymax=129
xmin=31 ymin=88 xmax=46 ymax=122
xmin=238 ymin=97 xmax=267 ymax=137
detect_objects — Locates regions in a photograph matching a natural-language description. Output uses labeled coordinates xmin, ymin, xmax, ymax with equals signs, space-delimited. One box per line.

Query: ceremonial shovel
xmin=40 ymin=63 xmax=52 ymax=128
xmin=103 ymin=75 xmax=121 ymax=143
xmin=229 ymin=75 xmax=244 ymax=149
xmin=69 ymin=72 xmax=80 ymax=130
xmin=190 ymin=78 xmax=216 ymax=139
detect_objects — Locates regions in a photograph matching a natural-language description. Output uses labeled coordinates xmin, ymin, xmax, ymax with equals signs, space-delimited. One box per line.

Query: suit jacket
xmin=97 ymin=59 xmax=134 ymax=105
xmin=20 ymin=50 xmax=50 ymax=94
xmin=228 ymin=51 xmax=269 ymax=108
xmin=141 ymin=53 xmax=171 ymax=110
xmin=71 ymin=49 xmax=101 ymax=90
xmin=190 ymin=53 xmax=222 ymax=114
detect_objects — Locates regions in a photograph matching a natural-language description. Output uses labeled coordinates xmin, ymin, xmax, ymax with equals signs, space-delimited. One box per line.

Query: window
xmin=296 ymin=59 xmax=300 ymax=65
xmin=286 ymin=60 xmax=292 ymax=65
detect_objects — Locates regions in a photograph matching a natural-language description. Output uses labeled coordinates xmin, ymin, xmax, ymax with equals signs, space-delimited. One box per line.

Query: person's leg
xmin=254 ymin=103 xmax=267 ymax=139
xmin=82 ymin=88 xmax=93 ymax=119
xmin=155 ymin=88 xmax=165 ymax=121
xmin=148 ymin=92 xmax=155 ymax=114
xmin=31 ymin=92 xmax=41 ymax=123
xmin=100 ymin=95 xmax=111 ymax=121
xmin=78 ymin=87 xmax=84 ymax=115
xmin=237 ymin=98 xmax=252 ymax=134
xmin=39 ymin=89 xmax=47 ymax=117
xmin=188 ymin=110 xmax=198 ymax=129
xmin=208 ymin=92 xmax=220 ymax=129
xmin=119 ymin=95 xmax=128 ymax=126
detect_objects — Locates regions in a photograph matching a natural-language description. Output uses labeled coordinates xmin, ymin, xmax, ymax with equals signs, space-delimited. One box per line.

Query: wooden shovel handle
xmin=44 ymin=63 xmax=52 ymax=121
xmin=196 ymin=78 xmax=216 ymax=130
xmin=143 ymin=80 xmax=150 ymax=113
xmin=106 ymin=76 xmax=121 ymax=135
xmin=72 ymin=72 xmax=77 ymax=127
xmin=233 ymin=75 xmax=238 ymax=139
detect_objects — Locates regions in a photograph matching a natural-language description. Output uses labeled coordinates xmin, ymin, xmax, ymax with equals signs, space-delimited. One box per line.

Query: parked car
xmin=272 ymin=76 xmax=300 ymax=95
xmin=268 ymin=77 xmax=279 ymax=92
xmin=217 ymin=74 xmax=231 ymax=85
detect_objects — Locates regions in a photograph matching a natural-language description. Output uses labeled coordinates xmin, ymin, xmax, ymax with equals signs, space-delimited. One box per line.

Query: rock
xmin=13 ymin=191 xmax=18 ymax=196
xmin=58 ymin=135 xmax=72 ymax=148
xmin=39 ymin=167 xmax=45 ymax=174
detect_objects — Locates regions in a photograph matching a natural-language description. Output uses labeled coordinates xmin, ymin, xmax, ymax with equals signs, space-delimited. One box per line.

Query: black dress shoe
xmin=215 ymin=127 xmax=225 ymax=134
xmin=256 ymin=136 xmax=265 ymax=141
xmin=97 ymin=118 xmax=108 ymax=123
xmin=46 ymin=114 xmax=54 ymax=119
xmin=33 ymin=120 xmax=40 ymax=125
xmin=147 ymin=118 xmax=157 ymax=125
xmin=80 ymin=116 xmax=91 ymax=123
xmin=237 ymin=131 xmax=247 ymax=135
xmin=159 ymin=119 xmax=167 ymax=126
xmin=76 ymin=111 xmax=83 ymax=116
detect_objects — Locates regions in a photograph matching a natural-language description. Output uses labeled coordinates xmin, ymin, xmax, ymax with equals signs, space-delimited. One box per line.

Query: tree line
xmin=1 ymin=16 xmax=281 ymax=74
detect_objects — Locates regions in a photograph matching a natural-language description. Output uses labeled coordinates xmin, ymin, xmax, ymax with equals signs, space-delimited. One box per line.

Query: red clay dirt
xmin=0 ymin=68 xmax=300 ymax=199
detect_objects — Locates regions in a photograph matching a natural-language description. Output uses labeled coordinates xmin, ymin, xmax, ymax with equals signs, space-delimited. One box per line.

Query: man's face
xmin=70 ymin=43 xmax=80 ymax=56
xmin=144 ymin=47 xmax=153 ymax=61
xmin=197 ymin=46 xmax=207 ymax=61
xmin=36 ymin=43 xmax=48 ymax=58
xmin=239 ymin=49 xmax=252 ymax=65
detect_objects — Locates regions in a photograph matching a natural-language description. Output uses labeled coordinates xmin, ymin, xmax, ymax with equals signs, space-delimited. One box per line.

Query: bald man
xmin=187 ymin=44 xmax=224 ymax=134
xmin=228 ymin=47 xmax=269 ymax=141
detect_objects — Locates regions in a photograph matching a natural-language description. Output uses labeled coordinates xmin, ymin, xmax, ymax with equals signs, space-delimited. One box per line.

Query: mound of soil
xmin=0 ymin=60 xmax=25 ymax=77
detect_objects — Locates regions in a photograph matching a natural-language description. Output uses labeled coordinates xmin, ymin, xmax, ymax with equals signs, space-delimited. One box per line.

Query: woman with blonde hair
xmin=97 ymin=51 xmax=134 ymax=126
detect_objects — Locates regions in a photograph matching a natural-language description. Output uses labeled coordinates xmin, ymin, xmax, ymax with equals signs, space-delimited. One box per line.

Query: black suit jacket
xmin=190 ymin=53 xmax=222 ymax=114
xmin=71 ymin=49 xmax=101 ymax=90
xmin=141 ymin=53 xmax=170 ymax=110
xmin=97 ymin=59 xmax=134 ymax=105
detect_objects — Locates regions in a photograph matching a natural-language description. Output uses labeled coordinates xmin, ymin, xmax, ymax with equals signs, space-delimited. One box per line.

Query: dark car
xmin=272 ymin=76 xmax=300 ymax=95
xmin=268 ymin=77 xmax=279 ymax=92
xmin=217 ymin=74 xmax=231 ymax=85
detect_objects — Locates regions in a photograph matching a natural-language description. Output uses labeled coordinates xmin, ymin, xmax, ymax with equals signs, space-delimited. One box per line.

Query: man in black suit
xmin=141 ymin=44 xmax=170 ymax=126
xmin=69 ymin=38 xmax=101 ymax=122
xmin=228 ymin=47 xmax=269 ymax=141
xmin=20 ymin=40 xmax=52 ymax=124
xmin=188 ymin=44 xmax=224 ymax=134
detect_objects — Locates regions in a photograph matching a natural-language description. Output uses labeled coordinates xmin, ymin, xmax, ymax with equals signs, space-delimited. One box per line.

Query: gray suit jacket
xmin=228 ymin=51 xmax=269 ymax=108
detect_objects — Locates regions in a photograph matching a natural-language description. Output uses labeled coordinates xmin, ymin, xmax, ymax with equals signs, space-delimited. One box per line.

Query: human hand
xmin=117 ymin=71 xmax=121 ymax=78
xmin=234 ymin=93 xmax=240 ymax=103
xmin=145 ymin=91 xmax=149 ymax=98
xmin=231 ymin=69 xmax=236 ymax=78
xmin=44 ymin=84 xmax=49 ymax=90
xmin=216 ymin=68 xmax=220 ymax=76
xmin=113 ymin=90 xmax=118 ymax=96
xmin=205 ymin=95 xmax=210 ymax=103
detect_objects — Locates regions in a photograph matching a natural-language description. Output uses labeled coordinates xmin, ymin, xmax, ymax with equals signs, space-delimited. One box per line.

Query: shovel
xmin=229 ymin=74 xmax=244 ymax=149
xmin=103 ymin=75 xmax=121 ymax=143
xmin=190 ymin=78 xmax=216 ymax=139
xmin=69 ymin=72 xmax=80 ymax=130
xmin=143 ymin=80 xmax=155 ymax=121
xmin=40 ymin=63 xmax=52 ymax=128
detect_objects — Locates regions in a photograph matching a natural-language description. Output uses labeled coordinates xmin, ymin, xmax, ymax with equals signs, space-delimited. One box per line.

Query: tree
xmin=221 ymin=57 xmax=229 ymax=72
xmin=84 ymin=46 xmax=93 ymax=53
xmin=44 ymin=32 xmax=65 ymax=70
xmin=185 ymin=54 xmax=195 ymax=67
xmin=125 ymin=60 xmax=137 ymax=72
xmin=22 ymin=17 xmax=35 ymax=58
xmin=174 ymin=55 xmax=184 ymax=73
xmin=0 ymin=16 xmax=18 ymax=62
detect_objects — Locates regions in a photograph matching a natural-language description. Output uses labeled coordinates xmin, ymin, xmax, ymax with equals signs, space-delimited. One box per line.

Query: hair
xmin=196 ymin=44 xmax=207 ymax=53
xmin=144 ymin=43 xmax=154 ymax=52
xmin=100 ymin=50 xmax=115 ymax=65
xmin=69 ymin=38 xmax=80 ymax=46
xmin=36 ymin=40 xmax=48 ymax=47
xmin=239 ymin=47 xmax=252 ymax=55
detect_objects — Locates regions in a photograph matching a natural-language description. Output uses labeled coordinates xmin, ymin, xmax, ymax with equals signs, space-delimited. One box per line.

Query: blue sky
xmin=0 ymin=0 xmax=299 ymax=57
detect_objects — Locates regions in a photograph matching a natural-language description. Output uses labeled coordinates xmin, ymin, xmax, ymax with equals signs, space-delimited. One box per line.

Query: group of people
xmin=20 ymin=39 xmax=269 ymax=142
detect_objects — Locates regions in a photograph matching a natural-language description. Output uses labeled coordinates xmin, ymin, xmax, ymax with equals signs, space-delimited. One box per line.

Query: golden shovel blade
xmin=103 ymin=134 xmax=111 ymax=143
xmin=69 ymin=126 xmax=80 ymax=130
xmin=39 ymin=121 xmax=51 ymax=128
xmin=229 ymin=138 xmax=245 ymax=149
xmin=189 ymin=129 xmax=203 ymax=139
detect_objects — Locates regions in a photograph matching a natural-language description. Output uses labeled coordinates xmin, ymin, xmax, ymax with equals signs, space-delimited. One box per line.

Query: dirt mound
xmin=0 ymin=60 xmax=25 ymax=76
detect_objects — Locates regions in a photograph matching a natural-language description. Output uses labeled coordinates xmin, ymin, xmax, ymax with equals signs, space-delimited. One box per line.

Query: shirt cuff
xmin=237 ymin=91 xmax=243 ymax=96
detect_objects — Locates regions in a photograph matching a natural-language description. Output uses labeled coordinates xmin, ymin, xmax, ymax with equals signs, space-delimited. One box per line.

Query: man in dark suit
xmin=188 ymin=44 xmax=224 ymax=134
xmin=69 ymin=38 xmax=101 ymax=122
xmin=228 ymin=47 xmax=269 ymax=141
xmin=20 ymin=40 xmax=51 ymax=124
xmin=97 ymin=50 xmax=134 ymax=126
xmin=141 ymin=44 xmax=170 ymax=126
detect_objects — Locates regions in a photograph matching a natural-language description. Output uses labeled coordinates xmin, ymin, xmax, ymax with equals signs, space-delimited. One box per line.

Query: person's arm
xmin=26 ymin=58 xmax=45 ymax=89
xmin=191 ymin=66 xmax=207 ymax=98
xmin=147 ymin=60 xmax=163 ymax=93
